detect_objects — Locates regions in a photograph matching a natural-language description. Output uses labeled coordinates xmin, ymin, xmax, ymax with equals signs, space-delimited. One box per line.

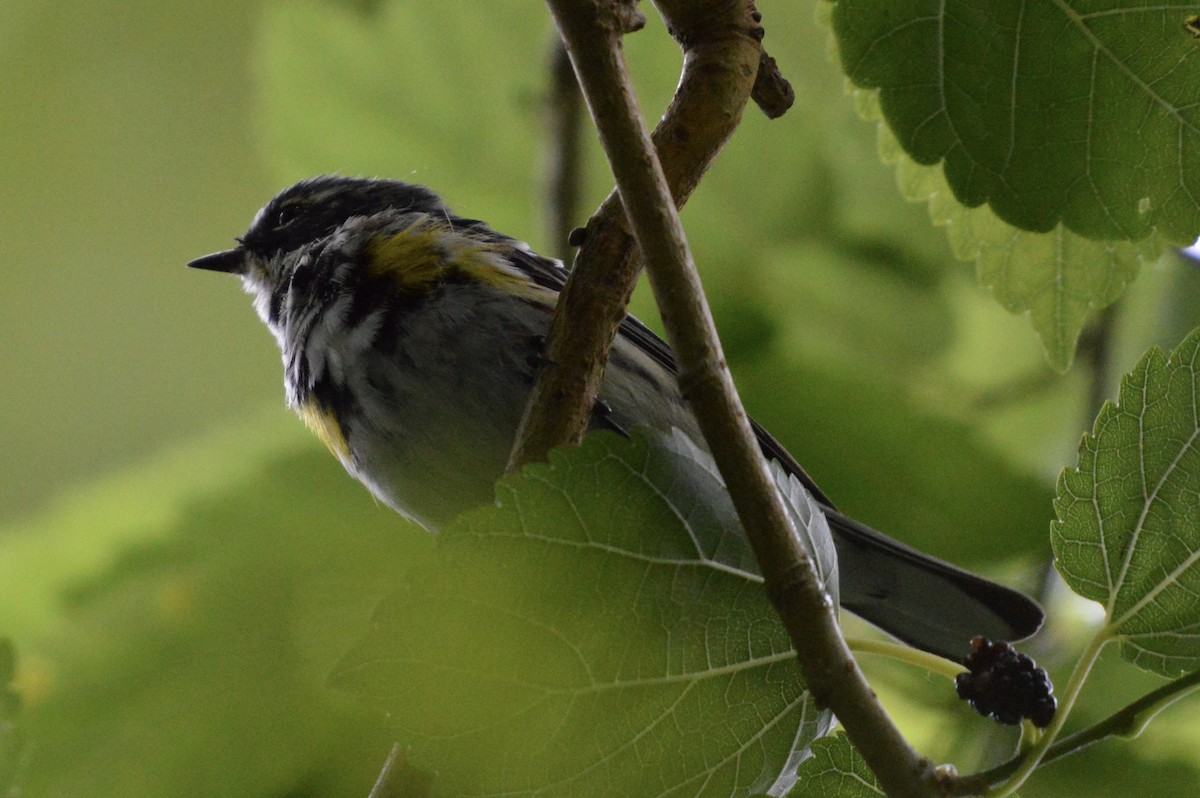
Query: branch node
xmin=752 ymin=50 xmax=794 ymax=119
xmin=599 ymin=0 xmax=646 ymax=34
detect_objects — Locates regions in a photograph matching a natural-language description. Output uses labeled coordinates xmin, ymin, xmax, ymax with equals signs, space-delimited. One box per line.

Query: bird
xmin=189 ymin=175 xmax=1043 ymax=661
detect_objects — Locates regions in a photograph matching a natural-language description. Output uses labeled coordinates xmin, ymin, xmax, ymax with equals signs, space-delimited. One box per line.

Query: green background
xmin=1 ymin=0 xmax=279 ymax=521
xmin=3 ymin=0 xmax=1200 ymax=795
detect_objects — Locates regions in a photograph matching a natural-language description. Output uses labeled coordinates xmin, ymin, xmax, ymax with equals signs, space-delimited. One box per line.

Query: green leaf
xmin=830 ymin=0 xmax=1200 ymax=244
xmin=1053 ymin=326 xmax=1200 ymax=675
xmin=880 ymin=109 xmax=1156 ymax=370
xmin=786 ymin=735 xmax=882 ymax=797
xmin=331 ymin=430 xmax=836 ymax=797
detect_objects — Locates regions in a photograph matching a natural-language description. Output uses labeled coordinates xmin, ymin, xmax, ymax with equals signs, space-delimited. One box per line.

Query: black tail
xmin=826 ymin=509 xmax=1044 ymax=662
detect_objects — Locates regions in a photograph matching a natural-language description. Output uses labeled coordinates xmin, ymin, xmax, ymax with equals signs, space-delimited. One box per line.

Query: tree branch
xmin=948 ymin=667 xmax=1200 ymax=795
xmin=539 ymin=2 xmax=935 ymax=796
xmin=509 ymin=0 xmax=783 ymax=469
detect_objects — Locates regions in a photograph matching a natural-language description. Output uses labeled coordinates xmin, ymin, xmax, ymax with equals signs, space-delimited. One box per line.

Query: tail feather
xmin=826 ymin=509 xmax=1044 ymax=662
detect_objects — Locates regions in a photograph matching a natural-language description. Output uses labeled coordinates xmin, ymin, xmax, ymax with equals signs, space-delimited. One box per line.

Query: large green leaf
xmin=830 ymin=0 xmax=1200 ymax=244
xmin=821 ymin=7 xmax=1169 ymax=369
xmin=1053 ymin=326 xmax=1200 ymax=675
xmin=331 ymin=430 xmax=836 ymax=797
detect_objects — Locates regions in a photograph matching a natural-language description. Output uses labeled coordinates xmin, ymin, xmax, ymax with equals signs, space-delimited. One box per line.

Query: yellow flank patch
xmin=364 ymin=216 xmax=530 ymax=293
xmin=297 ymin=400 xmax=350 ymax=461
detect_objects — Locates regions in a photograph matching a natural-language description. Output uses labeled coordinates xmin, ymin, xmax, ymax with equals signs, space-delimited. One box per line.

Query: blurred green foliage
xmin=1 ymin=411 xmax=430 ymax=795
xmin=0 ymin=0 xmax=278 ymax=521
xmin=3 ymin=0 xmax=1200 ymax=795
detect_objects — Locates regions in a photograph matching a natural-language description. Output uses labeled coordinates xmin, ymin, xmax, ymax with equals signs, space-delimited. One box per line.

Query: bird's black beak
xmin=188 ymin=248 xmax=247 ymax=274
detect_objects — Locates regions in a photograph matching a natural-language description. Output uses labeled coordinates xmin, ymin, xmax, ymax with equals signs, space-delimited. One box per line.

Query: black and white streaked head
xmin=187 ymin=175 xmax=556 ymax=510
xmin=187 ymin=176 xmax=504 ymax=401
xmin=187 ymin=175 xmax=452 ymax=300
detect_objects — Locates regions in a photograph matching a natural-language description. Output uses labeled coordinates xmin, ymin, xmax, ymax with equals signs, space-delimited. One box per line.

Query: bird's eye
xmin=275 ymin=202 xmax=303 ymax=228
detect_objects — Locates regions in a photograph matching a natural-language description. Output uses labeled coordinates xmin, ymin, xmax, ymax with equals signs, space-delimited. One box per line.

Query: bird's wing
xmin=500 ymin=243 xmax=838 ymax=507
xmin=498 ymin=243 xmax=1044 ymax=658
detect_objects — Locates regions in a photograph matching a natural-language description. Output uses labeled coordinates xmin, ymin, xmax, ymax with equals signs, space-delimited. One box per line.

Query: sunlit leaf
xmin=1053 ymin=326 xmax=1200 ymax=675
xmin=820 ymin=0 xmax=1194 ymax=366
xmin=786 ymin=735 xmax=882 ymax=797
xmin=816 ymin=24 xmax=1164 ymax=370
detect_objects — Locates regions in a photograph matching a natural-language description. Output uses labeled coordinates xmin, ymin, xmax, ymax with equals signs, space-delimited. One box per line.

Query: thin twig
xmin=508 ymin=0 xmax=778 ymax=470
xmin=544 ymin=36 xmax=585 ymax=261
xmin=949 ymin=666 xmax=1200 ymax=794
xmin=540 ymin=2 xmax=936 ymax=796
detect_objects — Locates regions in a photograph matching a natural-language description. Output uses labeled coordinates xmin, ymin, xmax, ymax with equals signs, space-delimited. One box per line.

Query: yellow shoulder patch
xmin=297 ymin=400 xmax=350 ymax=461
xmin=363 ymin=216 xmax=533 ymax=294
xmin=364 ymin=218 xmax=450 ymax=293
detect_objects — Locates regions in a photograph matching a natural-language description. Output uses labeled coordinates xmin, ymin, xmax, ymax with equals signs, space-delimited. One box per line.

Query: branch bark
xmin=539 ymin=2 xmax=936 ymax=796
xmin=509 ymin=0 xmax=782 ymax=469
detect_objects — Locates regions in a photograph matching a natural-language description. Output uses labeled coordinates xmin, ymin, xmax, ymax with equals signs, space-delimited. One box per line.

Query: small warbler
xmin=190 ymin=175 xmax=1042 ymax=660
